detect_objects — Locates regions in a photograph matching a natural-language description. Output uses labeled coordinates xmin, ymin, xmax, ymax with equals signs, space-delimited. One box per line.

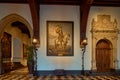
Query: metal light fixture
xmin=80 ymin=38 xmax=87 ymax=75
xmin=32 ymin=37 xmax=39 ymax=76
xmin=80 ymin=38 xmax=88 ymax=48
xmin=32 ymin=38 xmax=40 ymax=48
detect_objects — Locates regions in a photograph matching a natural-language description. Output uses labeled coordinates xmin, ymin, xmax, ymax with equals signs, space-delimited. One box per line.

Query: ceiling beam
xmin=80 ymin=0 xmax=93 ymax=44
xmin=0 ymin=0 xmax=120 ymax=7
xmin=40 ymin=0 xmax=81 ymax=5
xmin=27 ymin=0 xmax=40 ymax=41
xmin=93 ymin=1 xmax=120 ymax=7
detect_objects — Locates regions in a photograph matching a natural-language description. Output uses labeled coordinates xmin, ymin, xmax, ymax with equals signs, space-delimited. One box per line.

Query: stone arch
xmin=0 ymin=13 xmax=33 ymax=74
xmin=0 ymin=13 xmax=33 ymax=38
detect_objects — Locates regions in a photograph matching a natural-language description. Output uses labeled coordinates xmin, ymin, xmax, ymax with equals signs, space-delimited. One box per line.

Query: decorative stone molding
xmin=91 ymin=29 xmax=118 ymax=33
xmin=91 ymin=15 xmax=118 ymax=71
xmin=0 ymin=13 xmax=33 ymax=38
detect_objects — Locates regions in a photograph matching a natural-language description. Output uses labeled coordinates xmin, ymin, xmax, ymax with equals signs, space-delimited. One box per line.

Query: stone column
xmin=91 ymin=34 xmax=97 ymax=71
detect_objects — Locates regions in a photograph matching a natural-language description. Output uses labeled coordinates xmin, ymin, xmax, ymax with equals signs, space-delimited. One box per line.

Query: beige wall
xmin=39 ymin=5 xmax=83 ymax=70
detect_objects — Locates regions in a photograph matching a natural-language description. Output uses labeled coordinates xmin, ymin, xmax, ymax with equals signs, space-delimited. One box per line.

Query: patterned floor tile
xmin=0 ymin=67 xmax=120 ymax=80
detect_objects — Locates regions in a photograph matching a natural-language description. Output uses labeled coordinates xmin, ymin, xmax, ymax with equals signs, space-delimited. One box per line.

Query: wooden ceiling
xmin=0 ymin=0 xmax=120 ymax=43
xmin=0 ymin=0 xmax=120 ymax=6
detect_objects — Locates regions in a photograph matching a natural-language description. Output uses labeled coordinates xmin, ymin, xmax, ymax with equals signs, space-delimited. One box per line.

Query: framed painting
xmin=47 ymin=21 xmax=74 ymax=56
xmin=23 ymin=44 xmax=28 ymax=58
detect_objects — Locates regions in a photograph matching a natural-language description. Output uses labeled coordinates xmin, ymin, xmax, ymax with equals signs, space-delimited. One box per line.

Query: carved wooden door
xmin=96 ymin=40 xmax=111 ymax=72
xmin=1 ymin=32 xmax=11 ymax=58
xmin=1 ymin=32 xmax=12 ymax=73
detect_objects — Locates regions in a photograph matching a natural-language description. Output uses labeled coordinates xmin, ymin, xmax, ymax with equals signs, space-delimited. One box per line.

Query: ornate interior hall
xmin=1 ymin=0 xmax=120 ymax=79
xmin=0 ymin=67 xmax=120 ymax=80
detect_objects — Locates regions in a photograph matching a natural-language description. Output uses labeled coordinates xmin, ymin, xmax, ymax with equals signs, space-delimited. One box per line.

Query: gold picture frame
xmin=47 ymin=21 xmax=74 ymax=56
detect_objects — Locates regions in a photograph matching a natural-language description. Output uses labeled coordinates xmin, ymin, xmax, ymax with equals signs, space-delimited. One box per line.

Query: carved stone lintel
xmin=93 ymin=30 xmax=118 ymax=33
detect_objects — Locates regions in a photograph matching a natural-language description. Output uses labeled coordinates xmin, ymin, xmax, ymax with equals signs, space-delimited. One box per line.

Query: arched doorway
xmin=96 ymin=39 xmax=112 ymax=72
xmin=91 ymin=15 xmax=118 ymax=71
xmin=0 ymin=14 xmax=33 ymax=74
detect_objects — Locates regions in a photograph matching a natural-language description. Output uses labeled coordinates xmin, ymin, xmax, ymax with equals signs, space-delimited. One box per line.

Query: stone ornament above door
xmin=91 ymin=15 xmax=118 ymax=32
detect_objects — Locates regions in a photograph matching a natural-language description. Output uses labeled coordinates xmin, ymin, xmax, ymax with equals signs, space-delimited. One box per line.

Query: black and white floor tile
xmin=1 ymin=74 xmax=120 ymax=80
xmin=0 ymin=68 xmax=120 ymax=80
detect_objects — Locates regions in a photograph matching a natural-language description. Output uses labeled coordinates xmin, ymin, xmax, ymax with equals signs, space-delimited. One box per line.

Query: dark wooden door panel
xmin=96 ymin=40 xmax=111 ymax=72
xmin=1 ymin=32 xmax=12 ymax=73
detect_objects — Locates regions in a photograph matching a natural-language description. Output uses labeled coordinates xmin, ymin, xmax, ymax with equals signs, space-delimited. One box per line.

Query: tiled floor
xmin=1 ymin=74 xmax=120 ymax=80
xmin=0 ymin=67 xmax=120 ymax=80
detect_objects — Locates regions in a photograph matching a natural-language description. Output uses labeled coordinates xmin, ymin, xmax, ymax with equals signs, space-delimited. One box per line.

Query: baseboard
xmin=34 ymin=70 xmax=90 ymax=76
xmin=34 ymin=69 xmax=120 ymax=76
xmin=114 ymin=69 xmax=120 ymax=75
xmin=34 ymin=70 xmax=53 ymax=76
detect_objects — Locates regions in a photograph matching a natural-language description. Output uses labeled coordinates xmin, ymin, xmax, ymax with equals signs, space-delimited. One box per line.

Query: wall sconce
xmin=80 ymin=38 xmax=88 ymax=48
xmin=80 ymin=38 xmax=88 ymax=75
xmin=32 ymin=38 xmax=40 ymax=48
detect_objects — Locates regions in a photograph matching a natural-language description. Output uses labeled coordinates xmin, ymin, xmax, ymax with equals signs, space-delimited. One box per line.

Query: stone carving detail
xmin=91 ymin=15 xmax=117 ymax=31
xmin=91 ymin=15 xmax=118 ymax=70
